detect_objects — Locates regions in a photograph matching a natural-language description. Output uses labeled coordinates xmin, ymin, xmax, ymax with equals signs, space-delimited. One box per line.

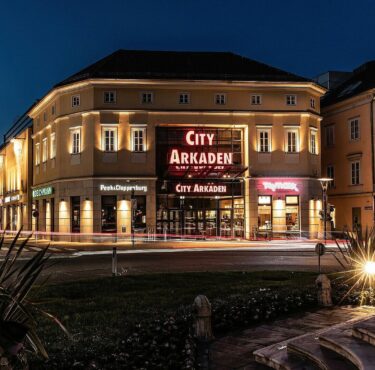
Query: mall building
xmin=1 ymin=50 xmax=326 ymax=239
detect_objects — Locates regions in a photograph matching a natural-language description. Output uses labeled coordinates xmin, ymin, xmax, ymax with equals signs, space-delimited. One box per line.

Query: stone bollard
xmin=193 ymin=295 xmax=213 ymax=341
xmin=316 ymin=274 xmax=332 ymax=307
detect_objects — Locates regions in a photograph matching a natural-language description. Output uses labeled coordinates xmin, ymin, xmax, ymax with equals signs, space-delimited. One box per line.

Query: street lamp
xmin=131 ymin=189 xmax=136 ymax=248
xmin=318 ymin=178 xmax=333 ymax=245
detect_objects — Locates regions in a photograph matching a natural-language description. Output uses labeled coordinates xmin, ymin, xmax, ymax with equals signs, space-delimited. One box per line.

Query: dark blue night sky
xmin=1 ymin=0 xmax=375 ymax=136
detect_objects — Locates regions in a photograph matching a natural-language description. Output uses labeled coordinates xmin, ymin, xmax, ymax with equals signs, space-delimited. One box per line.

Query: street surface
xmin=0 ymin=238 xmax=344 ymax=283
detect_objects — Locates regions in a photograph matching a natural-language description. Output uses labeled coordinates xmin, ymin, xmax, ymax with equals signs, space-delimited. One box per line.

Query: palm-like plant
xmin=0 ymin=229 xmax=67 ymax=369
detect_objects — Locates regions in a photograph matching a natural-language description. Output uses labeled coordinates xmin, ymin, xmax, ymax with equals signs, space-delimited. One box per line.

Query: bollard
xmin=193 ymin=295 xmax=213 ymax=340
xmin=316 ymin=274 xmax=332 ymax=307
xmin=112 ymin=247 xmax=118 ymax=276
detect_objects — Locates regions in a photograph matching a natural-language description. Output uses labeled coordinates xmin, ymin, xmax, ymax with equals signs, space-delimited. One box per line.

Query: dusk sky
xmin=1 ymin=0 xmax=375 ymax=137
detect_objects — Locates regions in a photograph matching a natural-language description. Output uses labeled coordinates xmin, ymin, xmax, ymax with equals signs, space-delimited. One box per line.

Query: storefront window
xmin=101 ymin=196 xmax=117 ymax=233
xmin=285 ymin=195 xmax=299 ymax=231
xmin=71 ymin=196 xmax=80 ymax=233
xmin=134 ymin=195 xmax=146 ymax=229
xmin=258 ymin=195 xmax=272 ymax=231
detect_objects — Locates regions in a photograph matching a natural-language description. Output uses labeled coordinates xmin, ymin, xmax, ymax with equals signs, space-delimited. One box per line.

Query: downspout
xmin=371 ymin=94 xmax=375 ymax=221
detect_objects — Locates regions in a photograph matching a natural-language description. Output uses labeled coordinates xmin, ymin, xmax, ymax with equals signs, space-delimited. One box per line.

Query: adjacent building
xmin=321 ymin=61 xmax=375 ymax=233
xmin=3 ymin=50 xmax=327 ymax=239
xmin=0 ymin=110 xmax=33 ymax=231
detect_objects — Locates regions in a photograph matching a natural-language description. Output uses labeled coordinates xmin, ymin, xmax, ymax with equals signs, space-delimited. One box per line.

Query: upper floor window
xmin=257 ymin=129 xmax=271 ymax=152
xmin=50 ymin=133 xmax=56 ymax=159
xmin=325 ymin=125 xmax=335 ymax=146
xmin=43 ymin=112 xmax=47 ymax=122
xmin=51 ymin=104 xmax=56 ymax=115
xmin=71 ymin=128 xmax=81 ymax=154
xmin=349 ymin=118 xmax=360 ymax=140
xmin=42 ymin=138 xmax=48 ymax=162
xmin=327 ymin=165 xmax=335 ymax=188
xmin=215 ymin=93 xmax=226 ymax=105
xmin=251 ymin=95 xmax=262 ymax=105
xmin=102 ymin=126 xmax=118 ymax=152
xmin=131 ymin=127 xmax=146 ymax=152
xmin=72 ymin=95 xmax=80 ymax=108
xmin=286 ymin=95 xmax=297 ymax=106
xmin=310 ymin=128 xmax=318 ymax=155
xmin=141 ymin=92 xmax=153 ymax=104
xmin=310 ymin=98 xmax=316 ymax=109
xmin=35 ymin=143 xmax=40 ymax=166
xmin=285 ymin=129 xmax=299 ymax=153
xmin=351 ymin=160 xmax=360 ymax=185
xmin=179 ymin=93 xmax=190 ymax=104
xmin=104 ymin=91 xmax=116 ymax=104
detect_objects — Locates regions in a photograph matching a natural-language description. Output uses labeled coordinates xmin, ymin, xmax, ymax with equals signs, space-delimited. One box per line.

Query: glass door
xmin=205 ymin=210 xmax=217 ymax=237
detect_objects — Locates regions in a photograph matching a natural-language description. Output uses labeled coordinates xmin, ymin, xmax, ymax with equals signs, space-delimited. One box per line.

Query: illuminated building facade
xmin=4 ymin=50 xmax=326 ymax=238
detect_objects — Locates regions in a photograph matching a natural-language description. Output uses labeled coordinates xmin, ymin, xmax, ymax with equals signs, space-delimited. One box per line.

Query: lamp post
xmin=131 ymin=189 xmax=135 ymax=248
xmin=318 ymin=178 xmax=333 ymax=246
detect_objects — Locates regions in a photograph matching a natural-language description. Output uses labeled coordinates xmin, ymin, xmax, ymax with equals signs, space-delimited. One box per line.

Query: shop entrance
xmin=157 ymin=196 xmax=244 ymax=238
xmin=101 ymin=195 xmax=117 ymax=233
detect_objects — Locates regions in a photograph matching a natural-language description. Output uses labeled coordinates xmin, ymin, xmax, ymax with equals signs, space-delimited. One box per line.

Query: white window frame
xmin=349 ymin=118 xmax=360 ymax=141
xmin=141 ymin=92 xmax=153 ymax=104
xmin=42 ymin=137 xmax=48 ymax=162
xmin=104 ymin=91 xmax=116 ymax=104
xmin=50 ymin=132 xmax=56 ymax=159
xmin=285 ymin=128 xmax=299 ymax=153
xmin=101 ymin=126 xmax=118 ymax=152
xmin=351 ymin=160 xmax=361 ymax=185
xmin=71 ymin=95 xmax=81 ymax=108
xmin=215 ymin=93 xmax=226 ymax=105
xmin=251 ymin=94 xmax=262 ymax=105
xmin=131 ymin=127 xmax=146 ymax=152
xmin=325 ymin=125 xmax=335 ymax=147
xmin=257 ymin=128 xmax=271 ymax=153
xmin=309 ymin=128 xmax=318 ymax=155
xmin=286 ymin=94 xmax=297 ymax=106
xmin=70 ymin=128 xmax=81 ymax=154
xmin=35 ymin=143 xmax=40 ymax=166
xmin=179 ymin=92 xmax=190 ymax=104
xmin=327 ymin=165 xmax=335 ymax=188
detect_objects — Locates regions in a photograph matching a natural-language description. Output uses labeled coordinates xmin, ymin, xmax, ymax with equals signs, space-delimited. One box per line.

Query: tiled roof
xmin=322 ymin=61 xmax=375 ymax=107
xmin=55 ymin=50 xmax=310 ymax=87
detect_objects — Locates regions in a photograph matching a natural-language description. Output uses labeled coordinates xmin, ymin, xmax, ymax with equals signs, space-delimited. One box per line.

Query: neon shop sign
xmin=262 ymin=181 xmax=299 ymax=192
xmin=168 ymin=130 xmax=233 ymax=167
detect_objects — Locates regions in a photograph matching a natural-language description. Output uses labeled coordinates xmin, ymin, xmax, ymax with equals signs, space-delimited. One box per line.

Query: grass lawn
xmin=30 ymin=271 xmax=318 ymax=368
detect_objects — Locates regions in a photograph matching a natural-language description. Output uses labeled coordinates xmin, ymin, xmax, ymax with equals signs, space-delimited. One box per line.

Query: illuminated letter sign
xmin=174 ymin=183 xmax=228 ymax=195
xmin=99 ymin=184 xmax=148 ymax=193
xmin=32 ymin=186 xmax=54 ymax=198
xmin=262 ymin=181 xmax=299 ymax=192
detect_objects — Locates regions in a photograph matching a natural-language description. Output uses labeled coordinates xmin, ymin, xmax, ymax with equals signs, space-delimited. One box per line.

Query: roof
xmin=55 ymin=50 xmax=311 ymax=87
xmin=322 ymin=61 xmax=375 ymax=107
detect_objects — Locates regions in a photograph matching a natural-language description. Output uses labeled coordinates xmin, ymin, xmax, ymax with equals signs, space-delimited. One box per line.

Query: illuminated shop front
xmin=156 ymin=127 xmax=246 ymax=238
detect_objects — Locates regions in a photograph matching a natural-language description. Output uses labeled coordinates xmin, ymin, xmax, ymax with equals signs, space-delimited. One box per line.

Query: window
xmin=71 ymin=128 xmax=81 ymax=154
xmin=215 ymin=93 xmax=226 ymax=105
xmin=285 ymin=129 xmax=298 ymax=153
xmin=71 ymin=95 xmax=80 ymax=107
xmin=258 ymin=129 xmax=271 ymax=152
xmin=179 ymin=93 xmax=190 ymax=104
xmin=35 ymin=143 xmax=40 ymax=165
xmin=310 ymin=129 xmax=318 ymax=154
xmin=102 ymin=126 xmax=118 ymax=152
xmin=104 ymin=91 xmax=116 ymax=103
xmin=285 ymin=195 xmax=300 ymax=231
xmin=141 ymin=92 xmax=153 ymax=104
xmin=310 ymin=98 xmax=316 ymax=109
xmin=251 ymin=95 xmax=262 ymax=105
xmin=286 ymin=95 xmax=297 ymax=106
xmin=42 ymin=138 xmax=48 ymax=162
xmin=325 ymin=125 xmax=335 ymax=146
xmin=132 ymin=128 xmax=146 ymax=152
xmin=351 ymin=161 xmax=360 ymax=185
xmin=349 ymin=118 xmax=360 ymax=140
xmin=258 ymin=196 xmax=272 ymax=231
xmin=51 ymin=104 xmax=55 ymax=115
xmin=327 ymin=165 xmax=335 ymax=188
xmin=43 ymin=112 xmax=47 ymax=122
xmin=50 ymin=133 xmax=56 ymax=159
